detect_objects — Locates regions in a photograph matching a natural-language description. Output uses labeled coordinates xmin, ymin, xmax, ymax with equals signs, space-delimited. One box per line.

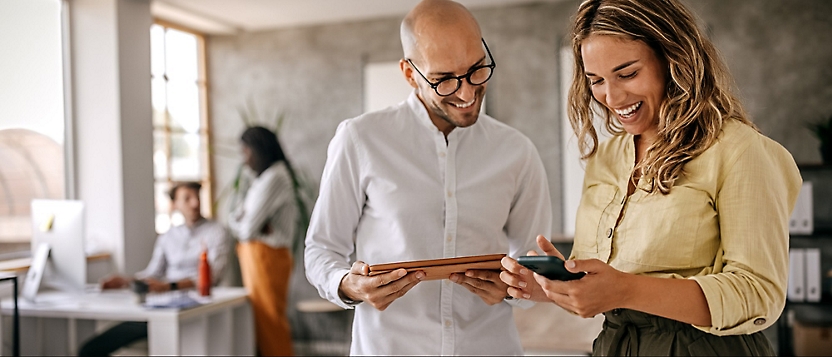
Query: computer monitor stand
xmin=22 ymin=242 xmax=50 ymax=302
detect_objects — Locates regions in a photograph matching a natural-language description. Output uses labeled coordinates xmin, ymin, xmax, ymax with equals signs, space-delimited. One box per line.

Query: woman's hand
xmin=500 ymin=235 xmax=566 ymax=302
xmin=534 ymin=258 xmax=632 ymax=318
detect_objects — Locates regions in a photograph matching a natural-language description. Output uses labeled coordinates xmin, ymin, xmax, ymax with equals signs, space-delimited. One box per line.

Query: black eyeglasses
xmin=406 ymin=38 xmax=496 ymax=97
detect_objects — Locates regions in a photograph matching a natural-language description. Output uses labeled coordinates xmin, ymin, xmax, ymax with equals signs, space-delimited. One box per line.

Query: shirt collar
xmin=405 ymin=90 xmax=475 ymax=138
xmin=180 ymin=217 xmax=207 ymax=233
xmin=406 ymin=90 xmax=439 ymax=132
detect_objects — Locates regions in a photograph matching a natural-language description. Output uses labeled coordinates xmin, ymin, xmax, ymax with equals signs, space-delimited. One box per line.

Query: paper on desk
xmin=143 ymin=291 xmax=202 ymax=309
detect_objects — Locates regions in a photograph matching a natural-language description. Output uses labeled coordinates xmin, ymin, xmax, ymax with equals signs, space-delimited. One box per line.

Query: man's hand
xmin=100 ymin=275 xmax=130 ymax=290
xmin=450 ymin=269 xmax=510 ymax=305
xmin=338 ymin=261 xmax=425 ymax=311
xmin=500 ymin=235 xmax=565 ymax=302
xmin=143 ymin=278 xmax=170 ymax=293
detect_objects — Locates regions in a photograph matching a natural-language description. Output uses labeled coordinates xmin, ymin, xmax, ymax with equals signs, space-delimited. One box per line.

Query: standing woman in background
xmin=229 ymin=126 xmax=299 ymax=356
xmin=501 ymin=0 xmax=802 ymax=355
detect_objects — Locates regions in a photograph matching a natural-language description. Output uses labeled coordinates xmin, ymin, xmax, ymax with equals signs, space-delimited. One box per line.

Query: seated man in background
xmin=78 ymin=181 xmax=230 ymax=356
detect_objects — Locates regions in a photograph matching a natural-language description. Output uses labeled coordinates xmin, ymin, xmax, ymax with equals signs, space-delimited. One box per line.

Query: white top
xmin=136 ymin=218 xmax=229 ymax=285
xmin=305 ymin=91 xmax=553 ymax=355
xmin=228 ymin=161 xmax=298 ymax=249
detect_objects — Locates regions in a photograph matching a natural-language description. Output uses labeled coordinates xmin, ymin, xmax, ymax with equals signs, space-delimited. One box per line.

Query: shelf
xmin=797 ymin=163 xmax=832 ymax=170
xmin=789 ymin=302 xmax=832 ymax=327
xmin=790 ymin=230 xmax=832 ymax=239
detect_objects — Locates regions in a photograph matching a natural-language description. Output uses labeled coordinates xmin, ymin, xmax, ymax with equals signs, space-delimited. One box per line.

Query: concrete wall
xmin=207 ymin=2 xmax=576 ymax=232
xmin=685 ymin=0 xmax=832 ymax=163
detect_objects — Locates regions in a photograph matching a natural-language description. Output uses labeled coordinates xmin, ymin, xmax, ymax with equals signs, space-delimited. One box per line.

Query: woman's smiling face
xmin=581 ymin=34 xmax=667 ymax=142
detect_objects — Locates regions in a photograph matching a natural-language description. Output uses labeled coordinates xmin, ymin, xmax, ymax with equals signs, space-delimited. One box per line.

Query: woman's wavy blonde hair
xmin=568 ymin=0 xmax=756 ymax=194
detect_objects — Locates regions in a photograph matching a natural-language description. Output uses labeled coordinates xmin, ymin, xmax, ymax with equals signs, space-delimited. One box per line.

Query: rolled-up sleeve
xmin=691 ymin=136 xmax=801 ymax=335
xmin=304 ymin=120 xmax=367 ymax=309
xmin=135 ymin=234 xmax=167 ymax=280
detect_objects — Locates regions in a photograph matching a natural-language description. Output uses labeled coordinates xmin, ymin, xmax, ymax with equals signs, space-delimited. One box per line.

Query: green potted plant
xmin=807 ymin=114 xmax=832 ymax=164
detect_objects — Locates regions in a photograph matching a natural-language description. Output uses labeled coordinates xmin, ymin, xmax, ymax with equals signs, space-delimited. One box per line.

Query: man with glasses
xmin=305 ymin=0 xmax=552 ymax=354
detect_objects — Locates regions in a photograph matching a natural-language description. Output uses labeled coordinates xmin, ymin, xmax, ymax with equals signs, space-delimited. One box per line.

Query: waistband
xmin=601 ymin=308 xmax=692 ymax=356
xmin=603 ymin=308 xmax=691 ymax=332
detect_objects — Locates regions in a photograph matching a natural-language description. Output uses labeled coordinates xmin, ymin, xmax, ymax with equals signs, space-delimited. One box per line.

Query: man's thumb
xmin=351 ymin=261 xmax=369 ymax=275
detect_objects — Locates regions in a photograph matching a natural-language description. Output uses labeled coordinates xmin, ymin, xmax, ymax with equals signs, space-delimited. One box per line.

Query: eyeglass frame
xmin=405 ymin=38 xmax=496 ymax=97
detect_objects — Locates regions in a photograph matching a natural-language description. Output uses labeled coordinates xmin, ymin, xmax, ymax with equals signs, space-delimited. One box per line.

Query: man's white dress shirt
xmin=305 ymin=92 xmax=553 ymax=355
xmin=137 ymin=218 xmax=229 ymax=285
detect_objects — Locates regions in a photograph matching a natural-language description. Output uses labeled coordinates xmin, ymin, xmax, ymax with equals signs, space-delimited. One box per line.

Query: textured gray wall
xmin=685 ymin=0 xmax=832 ymax=163
xmin=207 ymin=0 xmax=832 ymax=346
xmin=207 ymin=3 xmax=574 ymax=234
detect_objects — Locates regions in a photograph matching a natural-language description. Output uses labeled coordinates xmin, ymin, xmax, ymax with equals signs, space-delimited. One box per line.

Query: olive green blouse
xmin=571 ymin=119 xmax=802 ymax=335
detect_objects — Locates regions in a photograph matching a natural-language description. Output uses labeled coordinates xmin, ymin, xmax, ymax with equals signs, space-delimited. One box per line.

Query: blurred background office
xmin=1 ymin=0 xmax=832 ymax=355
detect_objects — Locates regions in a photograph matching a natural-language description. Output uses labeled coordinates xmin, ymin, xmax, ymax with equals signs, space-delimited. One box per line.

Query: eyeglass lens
xmin=435 ymin=66 xmax=493 ymax=96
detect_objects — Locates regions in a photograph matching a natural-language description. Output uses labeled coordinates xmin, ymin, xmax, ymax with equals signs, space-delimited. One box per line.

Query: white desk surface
xmin=0 ymin=286 xmax=249 ymax=321
xmin=0 ymin=286 xmax=254 ymax=356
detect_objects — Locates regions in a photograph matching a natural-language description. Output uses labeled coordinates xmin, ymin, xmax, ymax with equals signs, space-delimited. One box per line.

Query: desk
xmin=0 ymin=287 xmax=253 ymax=356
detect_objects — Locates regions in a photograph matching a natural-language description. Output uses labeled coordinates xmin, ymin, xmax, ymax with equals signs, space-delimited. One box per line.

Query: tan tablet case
xmin=368 ymin=253 xmax=506 ymax=281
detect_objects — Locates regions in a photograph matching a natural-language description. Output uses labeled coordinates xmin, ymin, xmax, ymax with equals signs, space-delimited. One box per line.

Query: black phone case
xmin=517 ymin=256 xmax=585 ymax=281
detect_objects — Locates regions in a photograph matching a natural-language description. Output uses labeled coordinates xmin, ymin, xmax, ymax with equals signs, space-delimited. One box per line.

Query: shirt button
xmin=606 ymin=228 xmax=613 ymax=238
xmin=445 ymin=320 xmax=452 ymax=327
xmin=753 ymin=318 xmax=766 ymax=326
xmin=439 ymin=152 xmax=446 ymax=158
xmin=447 ymin=191 xmax=453 ymax=198
xmin=446 ymin=234 xmax=452 ymax=242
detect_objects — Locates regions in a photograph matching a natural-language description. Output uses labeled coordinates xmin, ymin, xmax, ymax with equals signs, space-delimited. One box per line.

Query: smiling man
xmin=304 ymin=0 xmax=553 ymax=355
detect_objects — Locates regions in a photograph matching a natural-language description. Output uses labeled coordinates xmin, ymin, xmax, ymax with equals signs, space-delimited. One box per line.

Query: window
xmin=0 ymin=0 xmax=67 ymax=259
xmin=150 ymin=22 xmax=213 ymax=234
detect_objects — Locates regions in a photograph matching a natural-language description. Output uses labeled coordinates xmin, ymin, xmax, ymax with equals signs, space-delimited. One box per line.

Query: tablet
xmin=368 ymin=253 xmax=506 ymax=281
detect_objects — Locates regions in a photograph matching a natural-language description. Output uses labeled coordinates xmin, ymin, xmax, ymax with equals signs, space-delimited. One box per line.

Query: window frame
xmin=150 ymin=19 xmax=216 ymax=233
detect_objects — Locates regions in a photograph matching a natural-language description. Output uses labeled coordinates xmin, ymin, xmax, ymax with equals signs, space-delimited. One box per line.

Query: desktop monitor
xmin=24 ymin=199 xmax=86 ymax=299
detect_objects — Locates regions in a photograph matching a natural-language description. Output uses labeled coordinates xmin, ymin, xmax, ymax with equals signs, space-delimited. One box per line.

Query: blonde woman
xmin=501 ymin=0 xmax=801 ymax=355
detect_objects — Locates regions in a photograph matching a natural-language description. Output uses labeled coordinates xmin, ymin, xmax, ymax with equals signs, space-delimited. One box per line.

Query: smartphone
xmin=517 ymin=256 xmax=585 ymax=281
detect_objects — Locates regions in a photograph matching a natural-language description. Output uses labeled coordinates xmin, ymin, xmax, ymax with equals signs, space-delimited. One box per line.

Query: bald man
xmin=304 ymin=0 xmax=552 ymax=354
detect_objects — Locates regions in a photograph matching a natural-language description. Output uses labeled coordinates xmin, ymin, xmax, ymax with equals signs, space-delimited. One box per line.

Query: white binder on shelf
xmin=805 ymin=248 xmax=822 ymax=302
xmin=788 ymin=248 xmax=806 ymax=302
xmin=789 ymin=182 xmax=813 ymax=235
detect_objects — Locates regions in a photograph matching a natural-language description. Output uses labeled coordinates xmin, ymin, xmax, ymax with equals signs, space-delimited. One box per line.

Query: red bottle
xmin=198 ymin=249 xmax=211 ymax=296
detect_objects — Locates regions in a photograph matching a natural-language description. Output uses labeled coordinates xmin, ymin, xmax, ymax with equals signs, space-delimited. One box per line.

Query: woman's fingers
xmin=536 ymin=235 xmax=565 ymax=260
